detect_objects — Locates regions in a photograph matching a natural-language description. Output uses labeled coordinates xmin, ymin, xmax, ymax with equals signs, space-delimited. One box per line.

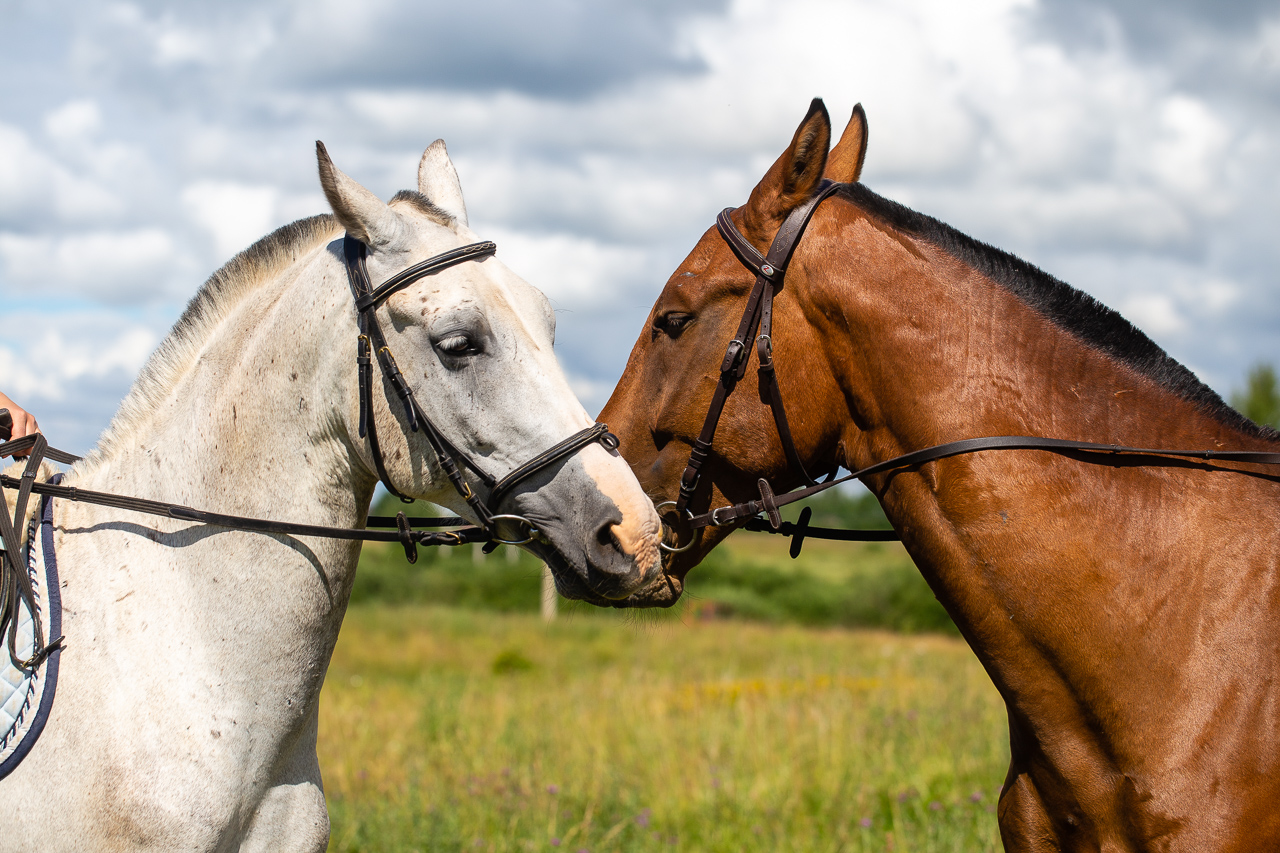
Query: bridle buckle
xmin=720 ymin=339 xmax=747 ymax=374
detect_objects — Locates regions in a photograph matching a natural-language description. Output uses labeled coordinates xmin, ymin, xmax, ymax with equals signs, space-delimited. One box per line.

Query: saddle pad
xmin=0 ymin=485 xmax=63 ymax=780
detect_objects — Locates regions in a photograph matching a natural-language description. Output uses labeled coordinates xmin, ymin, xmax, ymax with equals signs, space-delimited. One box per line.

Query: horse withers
xmin=0 ymin=141 xmax=661 ymax=852
xmin=598 ymin=99 xmax=1280 ymax=851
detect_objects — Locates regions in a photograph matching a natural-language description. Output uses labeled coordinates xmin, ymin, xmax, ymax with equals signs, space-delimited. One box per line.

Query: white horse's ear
xmin=417 ymin=139 xmax=468 ymax=228
xmin=316 ymin=141 xmax=407 ymax=249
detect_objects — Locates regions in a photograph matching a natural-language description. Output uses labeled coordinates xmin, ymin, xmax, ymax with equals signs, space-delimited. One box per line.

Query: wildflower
xmin=635 ymin=809 xmax=652 ymax=828
xmin=547 ymin=784 xmax=560 ymax=795
xmin=929 ymin=801 xmax=942 ymax=811
xmin=550 ymin=839 xmax=561 ymax=847
xmin=859 ymin=817 xmax=872 ymax=829
xmin=970 ymin=791 xmax=983 ymax=803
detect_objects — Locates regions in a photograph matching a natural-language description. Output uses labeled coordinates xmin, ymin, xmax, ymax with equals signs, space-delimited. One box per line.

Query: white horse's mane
xmin=82 ymin=214 xmax=342 ymax=472
xmin=82 ymin=191 xmax=457 ymax=473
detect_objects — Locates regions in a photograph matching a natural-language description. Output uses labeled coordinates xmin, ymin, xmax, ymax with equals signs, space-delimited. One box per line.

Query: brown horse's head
xmin=598 ymin=100 xmax=870 ymax=607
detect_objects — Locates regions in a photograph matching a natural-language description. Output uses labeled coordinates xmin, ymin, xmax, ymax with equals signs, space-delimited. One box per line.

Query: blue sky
xmin=3 ymin=0 xmax=1279 ymax=454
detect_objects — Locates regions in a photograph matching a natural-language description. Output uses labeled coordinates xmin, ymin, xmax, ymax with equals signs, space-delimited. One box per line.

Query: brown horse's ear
xmin=742 ymin=98 xmax=832 ymax=245
xmin=825 ymin=103 xmax=868 ymax=183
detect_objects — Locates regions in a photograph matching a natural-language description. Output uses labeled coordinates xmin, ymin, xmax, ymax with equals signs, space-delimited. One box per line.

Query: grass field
xmin=351 ymin=521 xmax=956 ymax=635
xmin=319 ymin=601 xmax=1009 ymax=852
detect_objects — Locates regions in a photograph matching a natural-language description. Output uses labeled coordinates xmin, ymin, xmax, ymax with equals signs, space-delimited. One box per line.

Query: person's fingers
xmin=11 ymin=411 xmax=37 ymax=439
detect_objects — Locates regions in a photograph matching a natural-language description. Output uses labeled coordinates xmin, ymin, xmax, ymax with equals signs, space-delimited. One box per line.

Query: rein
xmin=0 ymin=231 xmax=618 ymax=670
xmin=662 ymin=180 xmax=1280 ymax=556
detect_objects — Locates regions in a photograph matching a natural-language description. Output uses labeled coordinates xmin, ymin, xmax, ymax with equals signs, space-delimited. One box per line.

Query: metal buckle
xmin=720 ymin=339 xmax=746 ymax=373
xmin=655 ymin=500 xmax=697 ymax=553
xmin=709 ymin=506 xmax=738 ymax=527
xmin=488 ymin=514 xmax=538 ymax=545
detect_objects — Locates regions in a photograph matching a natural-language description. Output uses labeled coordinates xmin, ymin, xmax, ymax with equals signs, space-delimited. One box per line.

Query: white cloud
xmin=0 ymin=124 xmax=122 ymax=225
xmin=0 ymin=229 xmax=178 ymax=301
xmin=481 ymin=227 xmax=654 ymax=308
xmin=44 ymin=100 xmax=103 ymax=142
xmin=1120 ymin=293 xmax=1186 ymax=337
xmin=3 ymin=0 xmax=1280 ymax=449
xmin=181 ymin=181 xmax=280 ymax=259
xmin=0 ymin=315 xmax=157 ymax=402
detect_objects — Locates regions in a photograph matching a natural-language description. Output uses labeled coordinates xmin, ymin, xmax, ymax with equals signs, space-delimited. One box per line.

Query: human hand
xmin=0 ymin=393 xmax=39 ymax=441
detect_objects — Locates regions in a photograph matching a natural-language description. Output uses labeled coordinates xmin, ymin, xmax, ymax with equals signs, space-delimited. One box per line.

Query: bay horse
xmin=597 ymin=99 xmax=1280 ymax=851
xmin=0 ymin=140 xmax=660 ymax=851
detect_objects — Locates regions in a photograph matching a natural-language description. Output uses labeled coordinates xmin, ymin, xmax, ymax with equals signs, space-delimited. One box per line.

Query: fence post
xmin=541 ymin=564 xmax=557 ymax=622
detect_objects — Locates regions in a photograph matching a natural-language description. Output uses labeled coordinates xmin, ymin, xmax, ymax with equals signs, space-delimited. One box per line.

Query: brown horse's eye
xmin=654 ymin=312 xmax=694 ymax=338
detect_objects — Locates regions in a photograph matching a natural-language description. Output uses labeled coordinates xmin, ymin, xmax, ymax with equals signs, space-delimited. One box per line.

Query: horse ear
xmin=316 ymin=141 xmax=407 ymax=249
xmin=825 ymin=103 xmax=868 ymax=183
xmin=418 ymin=139 xmax=469 ymax=228
xmin=742 ymin=98 xmax=832 ymax=244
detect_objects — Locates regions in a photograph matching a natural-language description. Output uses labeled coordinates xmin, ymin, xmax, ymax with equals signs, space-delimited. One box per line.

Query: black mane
xmin=835 ymin=182 xmax=1273 ymax=440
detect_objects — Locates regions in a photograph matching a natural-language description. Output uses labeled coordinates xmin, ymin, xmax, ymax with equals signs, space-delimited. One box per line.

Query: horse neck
xmin=72 ymin=245 xmax=374 ymax=586
xmin=803 ymin=228 xmax=1272 ymax=481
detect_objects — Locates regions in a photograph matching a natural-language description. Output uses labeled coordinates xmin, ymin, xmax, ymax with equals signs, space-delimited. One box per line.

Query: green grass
xmin=320 ymin=605 xmax=1007 ymax=853
xmin=354 ymin=486 xmax=953 ymax=635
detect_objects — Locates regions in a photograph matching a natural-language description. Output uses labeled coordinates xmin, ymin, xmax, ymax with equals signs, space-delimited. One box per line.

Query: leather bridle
xmin=0 ymin=231 xmax=620 ymax=671
xmin=342 ymin=234 xmax=617 ymax=546
xmin=659 ymin=181 xmax=1280 ymax=555
xmin=661 ymin=180 xmax=842 ymax=550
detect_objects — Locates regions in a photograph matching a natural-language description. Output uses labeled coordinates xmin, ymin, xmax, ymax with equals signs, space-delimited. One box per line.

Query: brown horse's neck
xmin=800 ymin=204 xmax=1274 ymax=481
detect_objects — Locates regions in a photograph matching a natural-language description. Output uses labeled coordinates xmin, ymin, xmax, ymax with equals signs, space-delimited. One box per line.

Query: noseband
xmin=342 ymin=234 xmax=617 ymax=544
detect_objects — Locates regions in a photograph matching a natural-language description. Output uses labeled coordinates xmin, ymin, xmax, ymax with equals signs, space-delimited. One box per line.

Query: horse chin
xmin=607 ymin=572 xmax=684 ymax=609
xmin=532 ymin=544 xmax=684 ymax=607
xmin=528 ymin=542 xmax=640 ymax=602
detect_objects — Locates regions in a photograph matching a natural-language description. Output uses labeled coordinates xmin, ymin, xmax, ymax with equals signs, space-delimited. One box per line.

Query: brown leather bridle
xmin=342 ymin=234 xmax=617 ymax=545
xmin=659 ymin=181 xmax=1280 ymax=557
xmin=0 ymin=233 xmax=621 ymax=670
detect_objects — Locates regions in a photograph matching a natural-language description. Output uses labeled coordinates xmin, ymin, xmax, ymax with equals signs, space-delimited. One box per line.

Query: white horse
xmin=0 ymin=141 xmax=661 ymax=851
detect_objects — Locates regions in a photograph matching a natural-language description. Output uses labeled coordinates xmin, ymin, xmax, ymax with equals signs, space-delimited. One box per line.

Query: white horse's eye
xmin=436 ymin=334 xmax=474 ymax=355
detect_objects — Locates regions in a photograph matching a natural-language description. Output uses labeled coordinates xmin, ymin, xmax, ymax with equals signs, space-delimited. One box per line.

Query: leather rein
xmin=0 ymin=231 xmax=617 ymax=670
xmin=660 ymin=179 xmax=1280 ymax=556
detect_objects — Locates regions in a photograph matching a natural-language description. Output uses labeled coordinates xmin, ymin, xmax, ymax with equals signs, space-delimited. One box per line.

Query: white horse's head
xmin=317 ymin=141 xmax=660 ymax=600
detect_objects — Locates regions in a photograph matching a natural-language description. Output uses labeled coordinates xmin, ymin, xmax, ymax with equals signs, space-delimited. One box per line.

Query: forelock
xmin=390 ymin=190 xmax=455 ymax=228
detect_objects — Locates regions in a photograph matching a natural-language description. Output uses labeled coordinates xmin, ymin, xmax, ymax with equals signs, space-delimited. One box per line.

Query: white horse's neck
xmin=79 ymin=231 xmax=375 ymax=536
xmin=43 ymin=232 xmax=373 ymax=838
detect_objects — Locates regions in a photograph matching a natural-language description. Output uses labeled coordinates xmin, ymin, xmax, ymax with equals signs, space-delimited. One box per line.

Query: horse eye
xmin=655 ymin=312 xmax=694 ymax=337
xmin=436 ymin=334 xmax=476 ymax=355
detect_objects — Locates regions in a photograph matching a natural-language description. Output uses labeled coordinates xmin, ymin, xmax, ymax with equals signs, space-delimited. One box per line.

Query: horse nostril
xmin=597 ymin=521 xmax=617 ymax=548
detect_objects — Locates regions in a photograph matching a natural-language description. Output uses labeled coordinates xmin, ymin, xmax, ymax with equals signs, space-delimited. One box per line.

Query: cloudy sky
xmin=3 ymin=0 xmax=1279 ymax=454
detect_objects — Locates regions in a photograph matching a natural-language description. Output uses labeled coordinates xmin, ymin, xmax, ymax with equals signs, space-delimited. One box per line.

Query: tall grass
xmin=320 ymin=606 xmax=1007 ymax=852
